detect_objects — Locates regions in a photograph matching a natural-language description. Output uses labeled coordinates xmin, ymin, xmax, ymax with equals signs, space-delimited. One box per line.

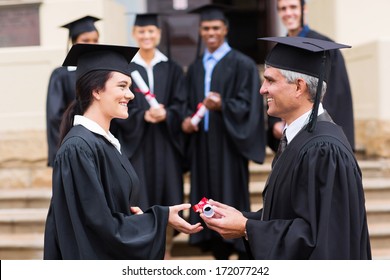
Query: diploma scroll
xmin=190 ymin=102 xmax=208 ymax=126
xmin=130 ymin=70 xmax=160 ymax=108
xmin=192 ymin=197 xmax=214 ymax=218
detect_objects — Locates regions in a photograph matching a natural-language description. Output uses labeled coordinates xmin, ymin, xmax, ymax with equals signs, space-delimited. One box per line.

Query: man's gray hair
xmin=265 ymin=65 xmax=327 ymax=102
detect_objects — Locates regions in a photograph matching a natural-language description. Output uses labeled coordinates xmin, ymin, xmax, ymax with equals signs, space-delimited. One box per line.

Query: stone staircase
xmin=1 ymin=150 xmax=390 ymax=260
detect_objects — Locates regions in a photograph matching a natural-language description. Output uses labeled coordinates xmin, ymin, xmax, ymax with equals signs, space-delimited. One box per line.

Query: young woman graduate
xmin=43 ymin=44 xmax=202 ymax=260
xmin=46 ymin=15 xmax=100 ymax=167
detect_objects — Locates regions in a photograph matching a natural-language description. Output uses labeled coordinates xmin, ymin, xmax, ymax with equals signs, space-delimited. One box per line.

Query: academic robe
xmin=46 ymin=66 xmax=77 ymax=167
xmin=185 ymin=49 xmax=266 ymax=251
xmin=267 ymin=28 xmax=355 ymax=152
xmin=244 ymin=114 xmax=371 ymax=259
xmin=111 ymin=60 xmax=186 ymax=209
xmin=44 ymin=125 xmax=169 ymax=260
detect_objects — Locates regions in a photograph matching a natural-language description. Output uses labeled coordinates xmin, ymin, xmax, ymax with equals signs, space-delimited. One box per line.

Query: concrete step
xmin=367 ymin=222 xmax=390 ymax=256
xmin=366 ymin=200 xmax=390 ymax=224
xmin=0 ymin=156 xmax=389 ymax=260
xmin=363 ymin=178 xmax=390 ymax=200
xmin=0 ymin=188 xmax=51 ymax=209
xmin=0 ymin=231 xmax=389 ymax=260
xmin=0 ymin=233 xmax=43 ymax=260
xmin=0 ymin=208 xmax=47 ymax=234
xmin=170 ymin=231 xmax=390 ymax=260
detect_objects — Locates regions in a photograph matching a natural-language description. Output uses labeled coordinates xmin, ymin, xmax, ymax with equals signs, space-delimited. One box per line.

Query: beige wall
xmin=307 ymin=0 xmax=390 ymax=156
xmin=1 ymin=0 xmax=390 ymax=157
xmin=309 ymin=0 xmax=390 ymax=46
xmin=0 ymin=0 xmax=127 ymax=133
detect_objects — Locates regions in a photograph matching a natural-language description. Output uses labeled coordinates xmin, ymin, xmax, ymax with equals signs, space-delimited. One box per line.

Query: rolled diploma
xmin=191 ymin=103 xmax=208 ymax=126
xmin=202 ymin=204 xmax=214 ymax=218
xmin=130 ymin=70 xmax=160 ymax=108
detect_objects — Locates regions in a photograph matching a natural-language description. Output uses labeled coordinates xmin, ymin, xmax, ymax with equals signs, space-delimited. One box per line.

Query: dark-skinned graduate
xmin=43 ymin=44 xmax=202 ymax=260
xmin=181 ymin=4 xmax=266 ymax=259
xmin=198 ymin=36 xmax=371 ymax=260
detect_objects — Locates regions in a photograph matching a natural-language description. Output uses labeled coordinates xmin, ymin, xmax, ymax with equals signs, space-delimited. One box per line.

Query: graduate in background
xmin=110 ymin=13 xmax=187 ymax=259
xmin=44 ymin=44 xmax=202 ymax=260
xmin=268 ymin=0 xmax=355 ymax=152
xmin=112 ymin=13 xmax=186 ymax=211
xmin=46 ymin=15 xmax=100 ymax=167
xmin=181 ymin=4 xmax=266 ymax=259
xmin=199 ymin=36 xmax=371 ymax=260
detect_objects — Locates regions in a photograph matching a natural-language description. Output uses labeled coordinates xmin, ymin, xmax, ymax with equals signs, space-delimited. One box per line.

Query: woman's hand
xmin=168 ymin=204 xmax=203 ymax=234
xmin=144 ymin=104 xmax=166 ymax=123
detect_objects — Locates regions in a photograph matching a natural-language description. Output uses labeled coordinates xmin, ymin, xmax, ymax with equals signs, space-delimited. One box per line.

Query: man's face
xmin=199 ymin=20 xmax=228 ymax=52
xmin=260 ymin=67 xmax=301 ymax=124
xmin=277 ymin=0 xmax=302 ymax=33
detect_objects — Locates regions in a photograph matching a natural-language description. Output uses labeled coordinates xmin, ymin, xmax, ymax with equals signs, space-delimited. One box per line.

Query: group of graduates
xmin=44 ymin=1 xmax=371 ymax=260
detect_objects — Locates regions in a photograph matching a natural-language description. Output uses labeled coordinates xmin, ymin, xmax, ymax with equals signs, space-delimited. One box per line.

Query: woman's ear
xmin=92 ymin=90 xmax=101 ymax=100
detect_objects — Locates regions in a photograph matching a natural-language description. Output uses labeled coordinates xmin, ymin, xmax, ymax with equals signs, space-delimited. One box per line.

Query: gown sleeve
xmin=48 ymin=137 xmax=169 ymax=259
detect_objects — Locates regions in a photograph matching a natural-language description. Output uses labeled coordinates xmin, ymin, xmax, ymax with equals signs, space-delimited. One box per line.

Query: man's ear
xmin=295 ymin=78 xmax=307 ymax=98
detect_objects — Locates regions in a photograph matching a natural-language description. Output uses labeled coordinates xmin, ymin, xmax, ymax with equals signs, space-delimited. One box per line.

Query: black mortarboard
xmin=62 ymin=44 xmax=139 ymax=80
xmin=258 ymin=36 xmax=351 ymax=132
xmin=134 ymin=13 xmax=159 ymax=27
xmin=61 ymin=15 xmax=100 ymax=39
xmin=189 ymin=4 xmax=230 ymax=22
xmin=189 ymin=4 xmax=231 ymax=59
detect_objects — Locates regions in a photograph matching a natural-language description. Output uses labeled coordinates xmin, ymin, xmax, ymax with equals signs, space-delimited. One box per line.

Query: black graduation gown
xmin=111 ymin=60 xmax=186 ymax=209
xmin=44 ymin=125 xmax=169 ymax=260
xmin=46 ymin=66 xmax=76 ymax=166
xmin=185 ymin=49 xmax=266 ymax=250
xmin=267 ymin=29 xmax=355 ymax=152
xmin=244 ymin=114 xmax=371 ymax=259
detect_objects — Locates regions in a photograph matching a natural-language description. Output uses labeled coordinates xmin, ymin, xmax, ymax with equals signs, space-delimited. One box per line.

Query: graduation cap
xmin=188 ymin=4 xmax=232 ymax=58
xmin=188 ymin=3 xmax=231 ymax=23
xmin=61 ymin=15 xmax=100 ymax=40
xmin=258 ymin=36 xmax=351 ymax=132
xmin=133 ymin=13 xmax=160 ymax=27
xmin=62 ymin=44 xmax=139 ymax=80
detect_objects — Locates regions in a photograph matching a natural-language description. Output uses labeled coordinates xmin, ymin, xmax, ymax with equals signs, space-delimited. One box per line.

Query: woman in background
xmin=111 ymin=14 xmax=187 ymax=259
xmin=46 ymin=15 xmax=100 ymax=166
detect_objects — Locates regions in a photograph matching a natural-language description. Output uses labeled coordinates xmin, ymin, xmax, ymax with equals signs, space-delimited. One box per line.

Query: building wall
xmin=0 ymin=0 xmax=128 ymax=134
xmin=308 ymin=0 xmax=390 ymax=156
xmin=0 ymin=0 xmax=389 ymax=158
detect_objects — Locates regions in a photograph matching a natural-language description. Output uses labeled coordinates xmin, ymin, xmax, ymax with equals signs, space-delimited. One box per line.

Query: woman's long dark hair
xmin=58 ymin=70 xmax=113 ymax=145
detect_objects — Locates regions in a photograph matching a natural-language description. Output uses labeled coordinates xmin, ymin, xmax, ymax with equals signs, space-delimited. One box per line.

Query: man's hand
xmin=181 ymin=116 xmax=199 ymax=133
xmin=199 ymin=200 xmax=247 ymax=239
xmin=204 ymin=92 xmax=222 ymax=111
